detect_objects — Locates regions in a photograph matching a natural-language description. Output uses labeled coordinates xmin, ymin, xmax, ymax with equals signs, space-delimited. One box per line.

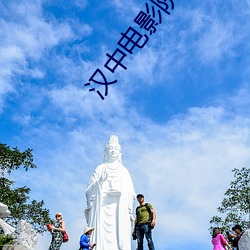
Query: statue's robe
xmin=85 ymin=163 xmax=136 ymax=250
xmin=239 ymin=229 xmax=250 ymax=250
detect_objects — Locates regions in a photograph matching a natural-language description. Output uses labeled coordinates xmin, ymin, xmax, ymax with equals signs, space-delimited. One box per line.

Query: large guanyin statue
xmin=85 ymin=135 xmax=136 ymax=250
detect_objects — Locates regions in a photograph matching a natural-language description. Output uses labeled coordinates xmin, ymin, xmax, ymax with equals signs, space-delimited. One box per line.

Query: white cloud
xmin=48 ymin=84 xmax=126 ymax=120
xmin=111 ymin=0 xmax=142 ymax=19
xmin=219 ymin=83 xmax=250 ymax=115
xmin=73 ymin=0 xmax=87 ymax=9
xmin=169 ymin=4 xmax=248 ymax=67
xmin=1 ymin=2 xmax=73 ymax=58
xmin=196 ymin=20 xmax=235 ymax=62
xmin=189 ymin=8 xmax=210 ymax=33
xmin=116 ymin=47 xmax=160 ymax=91
xmin=0 ymin=1 xmax=75 ymax=111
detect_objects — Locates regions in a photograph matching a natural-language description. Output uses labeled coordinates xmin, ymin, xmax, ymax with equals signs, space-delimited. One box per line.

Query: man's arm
xmin=134 ymin=215 xmax=138 ymax=230
xmin=151 ymin=208 xmax=156 ymax=227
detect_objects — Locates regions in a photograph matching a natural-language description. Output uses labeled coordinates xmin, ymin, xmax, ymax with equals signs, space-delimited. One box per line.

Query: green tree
xmin=210 ymin=167 xmax=250 ymax=232
xmin=0 ymin=143 xmax=52 ymax=233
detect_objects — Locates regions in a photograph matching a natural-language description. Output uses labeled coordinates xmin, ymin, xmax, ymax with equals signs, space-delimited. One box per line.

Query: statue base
xmin=1 ymin=245 xmax=26 ymax=250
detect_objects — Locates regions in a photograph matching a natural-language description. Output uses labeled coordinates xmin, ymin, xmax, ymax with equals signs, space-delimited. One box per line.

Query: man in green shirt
xmin=133 ymin=194 xmax=156 ymax=250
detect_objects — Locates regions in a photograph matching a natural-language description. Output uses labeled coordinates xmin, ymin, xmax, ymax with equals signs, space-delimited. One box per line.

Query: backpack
xmin=136 ymin=203 xmax=154 ymax=229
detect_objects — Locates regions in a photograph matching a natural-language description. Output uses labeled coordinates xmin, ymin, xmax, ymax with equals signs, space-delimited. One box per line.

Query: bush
xmin=0 ymin=234 xmax=14 ymax=247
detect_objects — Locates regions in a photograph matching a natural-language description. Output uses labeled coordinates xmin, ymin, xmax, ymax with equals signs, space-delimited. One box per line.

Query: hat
xmin=136 ymin=194 xmax=144 ymax=198
xmin=232 ymin=225 xmax=243 ymax=231
xmin=55 ymin=212 xmax=63 ymax=218
xmin=84 ymin=227 xmax=94 ymax=234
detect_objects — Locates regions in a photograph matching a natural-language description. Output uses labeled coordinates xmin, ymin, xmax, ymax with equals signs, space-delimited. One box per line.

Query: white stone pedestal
xmin=2 ymin=245 xmax=26 ymax=250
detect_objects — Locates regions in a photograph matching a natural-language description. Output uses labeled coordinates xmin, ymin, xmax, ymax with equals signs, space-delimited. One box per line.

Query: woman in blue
xmin=49 ymin=212 xmax=66 ymax=250
xmin=79 ymin=227 xmax=96 ymax=250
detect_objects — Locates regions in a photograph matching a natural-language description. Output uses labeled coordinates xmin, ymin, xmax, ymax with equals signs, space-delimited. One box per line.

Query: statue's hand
xmin=129 ymin=213 xmax=135 ymax=222
xmin=86 ymin=195 xmax=95 ymax=209
xmin=101 ymin=171 xmax=108 ymax=181
xmin=88 ymin=201 xmax=93 ymax=208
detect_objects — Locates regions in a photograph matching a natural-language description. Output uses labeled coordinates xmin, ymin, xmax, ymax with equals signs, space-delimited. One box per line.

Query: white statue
xmin=13 ymin=220 xmax=38 ymax=250
xmin=85 ymin=135 xmax=136 ymax=250
xmin=0 ymin=202 xmax=15 ymax=235
xmin=239 ymin=229 xmax=250 ymax=250
xmin=0 ymin=202 xmax=11 ymax=218
xmin=0 ymin=203 xmax=38 ymax=250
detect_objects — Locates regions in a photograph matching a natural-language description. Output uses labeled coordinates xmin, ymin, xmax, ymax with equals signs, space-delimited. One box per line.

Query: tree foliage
xmin=210 ymin=167 xmax=250 ymax=232
xmin=0 ymin=144 xmax=36 ymax=175
xmin=0 ymin=143 xmax=52 ymax=233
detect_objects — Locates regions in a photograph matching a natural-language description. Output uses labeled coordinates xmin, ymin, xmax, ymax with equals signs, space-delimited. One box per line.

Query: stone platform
xmin=1 ymin=245 xmax=26 ymax=250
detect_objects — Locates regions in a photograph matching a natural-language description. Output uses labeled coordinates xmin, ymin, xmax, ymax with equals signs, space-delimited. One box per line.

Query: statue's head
xmin=0 ymin=202 xmax=10 ymax=218
xmin=104 ymin=135 xmax=122 ymax=163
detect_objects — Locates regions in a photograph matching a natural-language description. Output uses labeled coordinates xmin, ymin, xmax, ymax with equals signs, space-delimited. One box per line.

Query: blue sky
xmin=1 ymin=0 xmax=250 ymax=249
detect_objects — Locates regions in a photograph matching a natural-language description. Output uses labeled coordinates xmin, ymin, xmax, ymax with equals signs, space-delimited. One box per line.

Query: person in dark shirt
xmin=228 ymin=225 xmax=244 ymax=250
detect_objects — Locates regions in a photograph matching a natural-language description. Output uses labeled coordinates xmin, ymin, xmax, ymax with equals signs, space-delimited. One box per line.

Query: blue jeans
xmin=136 ymin=223 xmax=155 ymax=250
